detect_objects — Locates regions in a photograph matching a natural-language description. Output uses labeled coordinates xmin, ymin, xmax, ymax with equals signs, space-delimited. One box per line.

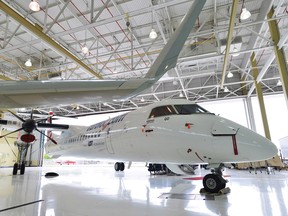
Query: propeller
xmin=0 ymin=110 xmax=69 ymax=144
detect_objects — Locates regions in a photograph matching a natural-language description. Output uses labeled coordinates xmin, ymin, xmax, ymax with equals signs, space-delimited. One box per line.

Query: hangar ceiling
xmin=0 ymin=0 xmax=286 ymax=116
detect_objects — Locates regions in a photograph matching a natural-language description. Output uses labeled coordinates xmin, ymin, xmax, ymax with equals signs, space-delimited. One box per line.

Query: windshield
xmin=148 ymin=104 xmax=210 ymax=119
xmin=148 ymin=105 xmax=177 ymax=118
xmin=174 ymin=104 xmax=210 ymax=115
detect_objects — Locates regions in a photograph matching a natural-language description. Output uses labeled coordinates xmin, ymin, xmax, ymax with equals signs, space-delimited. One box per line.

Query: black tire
xmin=20 ymin=162 xmax=25 ymax=175
xmin=114 ymin=162 xmax=120 ymax=171
xmin=12 ymin=163 xmax=18 ymax=175
xmin=203 ymin=174 xmax=226 ymax=193
xmin=119 ymin=163 xmax=125 ymax=171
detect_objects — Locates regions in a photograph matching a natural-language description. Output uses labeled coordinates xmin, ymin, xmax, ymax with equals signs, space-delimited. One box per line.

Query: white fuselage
xmin=46 ymin=99 xmax=278 ymax=165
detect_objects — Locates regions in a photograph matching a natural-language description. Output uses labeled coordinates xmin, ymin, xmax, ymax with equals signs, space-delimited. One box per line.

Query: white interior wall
xmin=199 ymin=98 xmax=249 ymax=127
xmin=251 ymin=94 xmax=288 ymax=147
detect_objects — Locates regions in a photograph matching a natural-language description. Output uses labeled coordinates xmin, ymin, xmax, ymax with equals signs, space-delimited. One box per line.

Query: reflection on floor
xmin=0 ymin=164 xmax=287 ymax=216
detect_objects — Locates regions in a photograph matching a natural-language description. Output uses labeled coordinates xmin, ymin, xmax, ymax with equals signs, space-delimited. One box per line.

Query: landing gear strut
xmin=202 ymin=164 xmax=227 ymax=193
xmin=114 ymin=162 xmax=125 ymax=172
xmin=12 ymin=142 xmax=30 ymax=175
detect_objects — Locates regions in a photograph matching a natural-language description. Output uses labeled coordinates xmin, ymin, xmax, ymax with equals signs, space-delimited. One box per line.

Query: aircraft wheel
xmin=114 ymin=162 xmax=120 ymax=171
xmin=12 ymin=163 xmax=18 ymax=175
xmin=203 ymin=174 xmax=226 ymax=193
xmin=119 ymin=162 xmax=125 ymax=171
xmin=20 ymin=162 xmax=25 ymax=175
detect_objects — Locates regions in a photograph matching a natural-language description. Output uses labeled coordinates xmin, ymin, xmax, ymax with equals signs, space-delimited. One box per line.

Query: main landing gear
xmin=114 ymin=162 xmax=125 ymax=172
xmin=13 ymin=142 xmax=31 ymax=175
xmin=202 ymin=163 xmax=227 ymax=193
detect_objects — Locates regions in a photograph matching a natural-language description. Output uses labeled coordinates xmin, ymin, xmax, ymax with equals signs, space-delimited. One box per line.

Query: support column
xmin=267 ymin=7 xmax=288 ymax=109
xmin=241 ymin=77 xmax=256 ymax=131
xmin=245 ymin=97 xmax=257 ymax=132
xmin=250 ymin=52 xmax=271 ymax=140
xmin=240 ymin=77 xmax=248 ymax=96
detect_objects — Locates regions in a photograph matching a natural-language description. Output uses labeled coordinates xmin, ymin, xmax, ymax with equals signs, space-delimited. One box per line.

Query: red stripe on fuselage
xmin=232 ymin=135 xmax=238 ymax=155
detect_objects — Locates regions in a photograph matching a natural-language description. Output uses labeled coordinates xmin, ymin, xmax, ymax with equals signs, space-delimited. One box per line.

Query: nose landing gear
xmin=202 ymin=163 xmax=228 ymax=193
xmin=114 ymin=162 xmax=125 ymax=171
xmin=12 ymin=142 xmax=31 ymax=175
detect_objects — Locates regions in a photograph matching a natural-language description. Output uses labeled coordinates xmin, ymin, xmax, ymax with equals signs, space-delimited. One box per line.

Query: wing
xmin=0 ymin=79 xmax=149 ymax=108
xmin=0 ymin=1 xmax=206 ymax=109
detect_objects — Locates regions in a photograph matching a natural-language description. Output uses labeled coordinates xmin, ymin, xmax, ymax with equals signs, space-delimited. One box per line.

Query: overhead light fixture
xmin=81 ymin=45 xmax=89 ymax=54
xmin=232 ymin=47 xmax=240 ymax=57
xmin=172 ymin=80 xmax=178 ymax=85
xmin=179 ymin=92 xmax=184 ymax=97
xmin=25 ymin=59 xmax=32 ymax=67
xmin=227 ymin=71 xmax=233 ymax=78
xmin=224 ymin=87 xmax=229 ymax=93
xmin=29 ymin=0 xmax=40 ymax=12
xmin=240 ymin=7 xmax=251 ymax=20
xmin=149 ymin=28 xmax=157 ymax=39
xmin=277 ymin=79 xmax=282 ymax=86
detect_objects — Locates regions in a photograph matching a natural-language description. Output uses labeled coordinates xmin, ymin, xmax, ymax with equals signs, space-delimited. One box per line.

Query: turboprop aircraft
xmin=0 ymin=1 xmax=206 ymax=175
xmin=0 ymin=0 xmax=278 ymax=193
xmin=45 ymin=99 xmax=278 ymax=193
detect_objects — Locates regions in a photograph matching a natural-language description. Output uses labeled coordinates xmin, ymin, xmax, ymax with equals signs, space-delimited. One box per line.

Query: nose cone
xmin=236 ymin=127 xmax=278 ymax=161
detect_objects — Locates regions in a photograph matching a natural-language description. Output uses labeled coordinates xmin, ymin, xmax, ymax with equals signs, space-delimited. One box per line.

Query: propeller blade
xmin=8 ymin=110 xmax=25 ymax=122
xmin=0 ymin=127 xmax=23 ymax=139
xmin=37 ymin=123 xmax=69 ymax=130
xmin=30 ymin=109 xmax=33 ymax=120
xmin=36 ymin=128 xmax=57 ymax=144
xmin=0 ymin=119 xmax=8 ymax=125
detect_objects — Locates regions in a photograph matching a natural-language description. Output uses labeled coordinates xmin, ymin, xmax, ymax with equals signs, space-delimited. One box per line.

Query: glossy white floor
xmin=0 ymin=164 xmax=288 ymax=216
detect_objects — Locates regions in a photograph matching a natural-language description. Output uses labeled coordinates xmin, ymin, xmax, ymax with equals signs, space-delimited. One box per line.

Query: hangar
xmin=0 ymin=0 xmax=288 ymax=215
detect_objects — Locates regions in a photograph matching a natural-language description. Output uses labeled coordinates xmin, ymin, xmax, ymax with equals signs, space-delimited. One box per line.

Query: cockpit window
xmin=174 ymin=104 xmax=210 ymax=114
xmin=149 ymin=105 xmax=177 ymax=118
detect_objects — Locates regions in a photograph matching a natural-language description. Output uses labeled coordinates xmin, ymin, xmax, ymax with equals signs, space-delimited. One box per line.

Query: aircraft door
xmin=104 ymin=121 xmax=115 ymax=154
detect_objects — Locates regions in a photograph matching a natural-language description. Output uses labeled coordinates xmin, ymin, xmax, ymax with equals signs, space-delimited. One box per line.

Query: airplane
xmin=0 ymin=0 xmax=206 ymax=174
xmin=0 ymin=0 xmax=278 ymax=193
xmin=45 ymin=99 xmax=278 ymax=193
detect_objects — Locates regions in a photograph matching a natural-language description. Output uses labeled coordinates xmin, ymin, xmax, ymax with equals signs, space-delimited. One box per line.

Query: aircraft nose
xmin=236 ymin=127 xmax=278 ymax=161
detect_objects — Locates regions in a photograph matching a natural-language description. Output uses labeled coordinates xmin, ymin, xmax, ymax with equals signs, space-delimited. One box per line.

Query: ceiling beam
xmin=220 ymin=0 xmax=238 ymax=89
xmin=0 ymin=0 xmax=103 ymax=79
xmin=240 ymin=0 xmax=275 ymax=70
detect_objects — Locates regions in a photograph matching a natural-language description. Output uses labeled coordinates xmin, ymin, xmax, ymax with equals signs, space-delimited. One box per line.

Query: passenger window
xmin=148 ymin=105 xmax=176 ymax=118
